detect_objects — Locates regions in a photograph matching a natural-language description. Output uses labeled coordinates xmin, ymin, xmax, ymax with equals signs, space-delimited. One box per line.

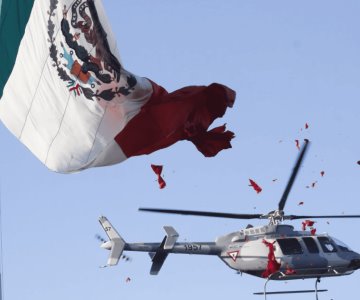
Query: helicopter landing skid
xmin=253 ymin=277 xmax=328 ymax=299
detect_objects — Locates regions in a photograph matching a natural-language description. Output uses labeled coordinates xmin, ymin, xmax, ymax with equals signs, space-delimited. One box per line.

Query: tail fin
xmin=149 ymin=226 xmax=179 ymax=275
xmin=99 ymin=216 xmax=126 ymax=266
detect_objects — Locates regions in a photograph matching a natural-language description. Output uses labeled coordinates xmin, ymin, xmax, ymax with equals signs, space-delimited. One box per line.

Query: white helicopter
xmin=98 ymin=141 xmax=360 ymax=299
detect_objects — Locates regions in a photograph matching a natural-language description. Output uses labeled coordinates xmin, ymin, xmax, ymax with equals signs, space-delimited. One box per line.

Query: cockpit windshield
xmin=317 ymin=236 xmax=337 ymax=253
xmin=332 ymin=237 xmax=352 ymax=252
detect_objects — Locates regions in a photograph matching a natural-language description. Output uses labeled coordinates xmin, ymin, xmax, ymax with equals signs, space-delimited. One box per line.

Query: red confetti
xmin=310 ymin=228 xmax=317 ymax=236
xmin=261 ymin=239 xmax=281 ymax=278
xmin=151 ymin=164 xmax=167 ymax=189
xmin=295 ymin=139 xmax=300 ymax=150
xmin=249 ymin=179 xmax=262 ymax=194
xmin=302 ymin=220 xmax=315 ymax=231
xmin=320 ymin=171 xmax=325 ymax=177
xmin=301 ymin=222 xmax=306 ymax=231
xmin=158 ymin=176 xmax=166 ymax=189
xmin=305 ymin=220 xmax=315 ymax=227
xmin=151 ymin=164 xmax=162 ymax=174
xmin=305 ymin=123 xmax=309 ymax=129
xmin=285 ymin=264 xmax=296 ymax=275
xmin=298 ymin=201 xmax=304 ymax=206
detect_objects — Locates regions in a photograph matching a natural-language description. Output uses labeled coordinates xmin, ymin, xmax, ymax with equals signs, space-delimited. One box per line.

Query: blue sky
xmin=1 ymin=0 xmax=360 ymax=299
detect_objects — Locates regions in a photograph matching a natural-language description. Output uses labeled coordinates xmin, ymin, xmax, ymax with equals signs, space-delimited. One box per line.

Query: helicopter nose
xmin=100 ymin=241 xmax=112 ymax=250
xmin=348 ymin=258 xmax=360 ymax=270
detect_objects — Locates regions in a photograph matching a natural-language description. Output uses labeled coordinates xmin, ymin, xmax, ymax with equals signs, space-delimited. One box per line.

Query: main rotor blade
xmin=284 ymin=215 xmax=360 ymax=220
xmin=139 ymin=208 xmax=264 ymax=219
xmin=278 ymin=139 xmax=309 ymax=211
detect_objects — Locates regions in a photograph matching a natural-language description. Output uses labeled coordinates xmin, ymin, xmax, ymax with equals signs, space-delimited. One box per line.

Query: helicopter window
xmin=250 ymin=229 xmax=255 ymax=235
xmin=317 ymin=237 xmax=338 ymax=253
xmin=255 ymin=229 xmax=260 ymax=234
xmin=302 ymin=237 xmax=319 ymax=253
xmin=276 ymin=238 xmax=303 ymax=255
xmin=332 ymin=237 xmax=352 ymax=252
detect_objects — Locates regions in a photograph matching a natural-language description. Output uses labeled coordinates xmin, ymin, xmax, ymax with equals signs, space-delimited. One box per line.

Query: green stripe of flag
xmin=0 ymin=0 xmax=34 ymax=98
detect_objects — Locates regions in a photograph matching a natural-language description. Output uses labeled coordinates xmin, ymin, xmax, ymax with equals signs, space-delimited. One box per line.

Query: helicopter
xmin=98 ymin=140 xmax=360 ymax=298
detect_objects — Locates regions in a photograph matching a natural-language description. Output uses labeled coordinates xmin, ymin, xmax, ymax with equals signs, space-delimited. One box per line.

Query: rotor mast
xmin=264 ymin=140 xmax=309 ymax=225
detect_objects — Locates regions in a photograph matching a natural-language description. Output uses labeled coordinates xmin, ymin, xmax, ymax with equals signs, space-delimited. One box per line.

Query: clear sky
xmin=1 ymin=0 xmax=360 ymax=299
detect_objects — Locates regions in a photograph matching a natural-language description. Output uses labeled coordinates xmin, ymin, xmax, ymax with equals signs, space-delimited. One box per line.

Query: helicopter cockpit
xmin=332 ymin=237 xmax=353 ymax=252
xmin=275 ymin=235 xmax=355 ymax=256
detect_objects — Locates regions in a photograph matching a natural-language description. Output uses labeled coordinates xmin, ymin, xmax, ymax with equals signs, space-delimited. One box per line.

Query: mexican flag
xmin=0 ymin=0 xmax=235 ymax=173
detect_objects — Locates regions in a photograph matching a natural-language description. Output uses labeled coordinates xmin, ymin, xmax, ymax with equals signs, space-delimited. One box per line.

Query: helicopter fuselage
xmin=99 ymin=216 xmax=360 ymax=280
xmin=217 ymin=224 xmax=360 ymax=280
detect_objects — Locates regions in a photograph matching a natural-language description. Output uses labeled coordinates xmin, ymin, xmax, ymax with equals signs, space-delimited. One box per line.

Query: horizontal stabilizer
xmin=163 ymin=226 xmax=179 ymax=250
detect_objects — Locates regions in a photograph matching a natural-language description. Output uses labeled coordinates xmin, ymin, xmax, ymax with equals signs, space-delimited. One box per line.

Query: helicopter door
xmin=317 ymin=236 xmax=343 ymax=267
xmin=301 ymin=237 xmax=328 ymax=269
xmin=276 ymin=238 xmax=304 ymax=267
xmin=276 ymin=238 xmax=303 ymax=256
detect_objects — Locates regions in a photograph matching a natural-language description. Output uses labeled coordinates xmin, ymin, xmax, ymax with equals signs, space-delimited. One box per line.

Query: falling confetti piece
xmin=249 ymin=179 xmax=262 ymax=194
xmin=298 ymin=201 xmax=304 ymax=206
xmin=125 ymin=277 xmax=131 ymax=283
xmin=295 ymin=139 xmax=300 ymax=150
xmin=151 ymin=164 xmax=167 ymax=189
xmin=301 ymin=222 xmax=306 ymax=231
xmin=357 ymin=161 xmax=360 ymax=165
xmin=272 ymin=179 xmax=278 ymax=182
xmin=302 ymin=220 xmax=315 ymax=231
xmin=301 ymin=220 xmax=316 ymax=236
xmin=311 ymin=181 xmax=317 ymax=188
xmin=261 ymin=239 xmax=281 ymax=278
xmin=305 ymin=123 xmax=309 ymax=129
xmin=305 ymin=220 xmax=315 ymax=227
xmin=285 ymin=264 xmax=297 ymax=275
xmin=151 ymin=164 xmax=162 ymax=175
xmin=158 ymin=176 xmax=166 ymax=189
xmin=320 ymin=171 xmax=325 ymax=177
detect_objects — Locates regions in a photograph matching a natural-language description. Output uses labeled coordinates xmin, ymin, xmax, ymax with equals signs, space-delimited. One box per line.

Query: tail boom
xmin=98 ymin=218 xmax=222 ymax=274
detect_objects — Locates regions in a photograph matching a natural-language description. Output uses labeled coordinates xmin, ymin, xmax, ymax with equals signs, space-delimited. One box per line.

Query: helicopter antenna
xmin=278 ymin=139 xmax=309 ymax=212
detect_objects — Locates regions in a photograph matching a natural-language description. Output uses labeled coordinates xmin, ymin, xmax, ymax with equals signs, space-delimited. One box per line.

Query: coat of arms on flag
xmin=0 ymin=0 xmax=236 ymax=173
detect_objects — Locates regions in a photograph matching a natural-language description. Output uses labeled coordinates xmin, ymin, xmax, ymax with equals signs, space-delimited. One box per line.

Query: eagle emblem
xmin=47 ymin=0 xmax=137 ymax=101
